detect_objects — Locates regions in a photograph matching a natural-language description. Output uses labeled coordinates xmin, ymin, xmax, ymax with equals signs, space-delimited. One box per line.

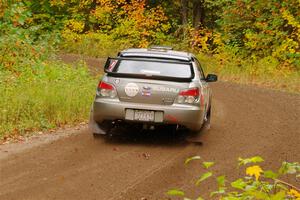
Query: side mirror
xmin=206 ymin=74 xmax=218 ymax=82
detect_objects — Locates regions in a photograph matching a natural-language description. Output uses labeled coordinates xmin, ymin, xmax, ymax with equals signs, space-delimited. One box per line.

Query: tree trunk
xmin=193 ymin=0 xmax=204 ymax=30
xmin=181 ymin=0 xmax=188 ymax=26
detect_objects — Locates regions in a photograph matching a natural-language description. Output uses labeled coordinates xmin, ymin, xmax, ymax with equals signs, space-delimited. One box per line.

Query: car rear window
xmin=114 ymin=60 xmax=192 ymax=78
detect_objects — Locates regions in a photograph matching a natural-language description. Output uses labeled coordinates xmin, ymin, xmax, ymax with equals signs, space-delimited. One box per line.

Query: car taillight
xmin=98 ymin=81 xmax=117 ymax=98
xmin=177 ymin=88 xmax=200 ymax=104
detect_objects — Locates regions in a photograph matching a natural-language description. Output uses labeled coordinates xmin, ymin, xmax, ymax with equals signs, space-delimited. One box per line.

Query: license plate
xmin=134 ymin=110 xmax=155 ymax=122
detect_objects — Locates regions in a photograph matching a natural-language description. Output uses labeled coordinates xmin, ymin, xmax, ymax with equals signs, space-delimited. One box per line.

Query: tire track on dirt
xmin=109 ymin=145 xmax=201 ymax=200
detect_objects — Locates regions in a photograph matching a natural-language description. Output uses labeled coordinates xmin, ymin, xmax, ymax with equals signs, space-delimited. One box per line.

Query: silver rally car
xmin=89 ymin=46 xmax=217 ymax=135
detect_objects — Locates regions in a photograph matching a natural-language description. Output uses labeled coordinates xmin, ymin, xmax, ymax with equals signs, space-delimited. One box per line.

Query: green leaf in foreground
xmin=196 ymin=172 xmax=213 ymax=186
xmin=217 ymin=175 xmax=226 ymax=187
xmin=166 ymin=189 xmax=185 ymax=196
xmin=210 ymin=187 xmax=226 ymax=197
xmin=238 ymin=156 xmax=264 ymax=166
xmin=263 ymin=170 xmax=278 ymax=179
xmin=279 ymin=161 xmax=300 ymax=175
xmin=203 ymin=161 xmax=214 ymax=169
xmin=185 ymin=156 xmax=201 ymax=165
xmin=271 ymin=191 xmax=286 ymax=200
xmin=231 ymin=178 xmax=247 ymax=190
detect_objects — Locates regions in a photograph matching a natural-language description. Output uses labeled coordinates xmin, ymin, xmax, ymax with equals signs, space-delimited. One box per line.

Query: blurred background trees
xmin=1 ymin=0 xmax=299 ymax=69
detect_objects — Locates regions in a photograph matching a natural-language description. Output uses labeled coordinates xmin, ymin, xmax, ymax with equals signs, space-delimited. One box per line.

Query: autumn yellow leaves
xmin=246 ymin=165 xmax=263 ymax=181
xmin=167 ymin=156 xmax=300 ymax=199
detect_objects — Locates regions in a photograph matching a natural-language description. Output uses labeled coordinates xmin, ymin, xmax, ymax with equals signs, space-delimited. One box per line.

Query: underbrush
xmin=167 ymin=156 xmax=300 ymax=200
xmin=197 ymin=52 xmax=300 ymax=93
xmin=60 ymin=32 xmax=133 ymax=58
xmin=0 ymin=24 xmax=97 ymax=140
xmin=0 ymin=62 xmax=96 ymax=140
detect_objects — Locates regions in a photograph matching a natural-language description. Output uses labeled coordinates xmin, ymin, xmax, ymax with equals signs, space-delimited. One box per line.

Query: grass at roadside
xmin=0 ymin=60 xmax=97 ymax=141
xmin=197 ymin=53 xmax=300 ymax=93
xmin=0 ymin=24 xmax=99 ymax=141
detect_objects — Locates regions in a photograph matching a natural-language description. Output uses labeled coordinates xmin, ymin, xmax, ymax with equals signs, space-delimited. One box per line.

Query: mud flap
xmin=89 ymin=118 xmax=107 ymax=134
xmin=89 ymin=107 xmax=109 ymax=135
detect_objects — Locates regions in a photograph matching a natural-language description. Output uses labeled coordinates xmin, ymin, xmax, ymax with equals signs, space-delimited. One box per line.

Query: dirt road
xmin=0 ymin=55 xmax=299 ymax=200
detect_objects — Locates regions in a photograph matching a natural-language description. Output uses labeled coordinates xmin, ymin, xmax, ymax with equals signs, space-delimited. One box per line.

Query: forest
xmin=2 ymin=0 xmax=300 ymax=64
xmin=0 ymin=0 xmax=300 ymax=138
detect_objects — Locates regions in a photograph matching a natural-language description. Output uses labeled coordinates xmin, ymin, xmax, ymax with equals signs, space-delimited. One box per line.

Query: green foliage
xmin=167 ymin=156 xmax=300 ymax=200
xmin=3 ymin=0 xmax=299 ymax=72
xmin=167 ymin=189 xmax=185 ymax=197
xmin=60 ymin=32 xmax=132 ymax=58
xmin=197 ymin=52 xmax=300 ymax=93
xmin=217 ymin=175 xmax=226 ymax=187
xmin=202 ymin=161 xmax=214 ymax=169
xmin=219 ymin=0 xmax=300 ymax=69
xmin=196 ymin=172 xmax=213 ymax=186
xmin=279 ymin=162 xmax=300 ymax=175
xmin=185 ymin=156 xmax=202 ymax=165
xmin=0 ymin=2 xmax=96 ymax=140
xmin=2 ymin=0 xmax=300 ymax=64
xmin=0 ymin=61 xmax=96 ymax=139
xmin=238 ymin=156 xmax=264 ymax=166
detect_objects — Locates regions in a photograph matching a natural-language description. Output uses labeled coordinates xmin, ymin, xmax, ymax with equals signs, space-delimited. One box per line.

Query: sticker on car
xmin=124 ymin=83 xmax=139 ymax=97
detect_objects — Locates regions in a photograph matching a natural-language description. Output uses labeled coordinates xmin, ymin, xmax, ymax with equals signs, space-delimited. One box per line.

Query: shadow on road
xmin=93 ymin=126 xmax=204 ymax=147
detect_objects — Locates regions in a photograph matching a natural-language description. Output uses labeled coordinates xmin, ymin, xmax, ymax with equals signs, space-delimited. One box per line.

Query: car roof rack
xmin=148 ymin=45 xmax=173 ymax=51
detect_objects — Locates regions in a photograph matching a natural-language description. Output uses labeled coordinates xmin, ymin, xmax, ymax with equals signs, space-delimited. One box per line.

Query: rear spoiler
xmin=103 ymin=57 xmax=194 ymax=82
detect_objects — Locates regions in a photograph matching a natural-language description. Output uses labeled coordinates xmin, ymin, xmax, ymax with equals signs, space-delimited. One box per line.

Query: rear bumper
xmin=91 ymin=98 xmax=204 ymax=131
